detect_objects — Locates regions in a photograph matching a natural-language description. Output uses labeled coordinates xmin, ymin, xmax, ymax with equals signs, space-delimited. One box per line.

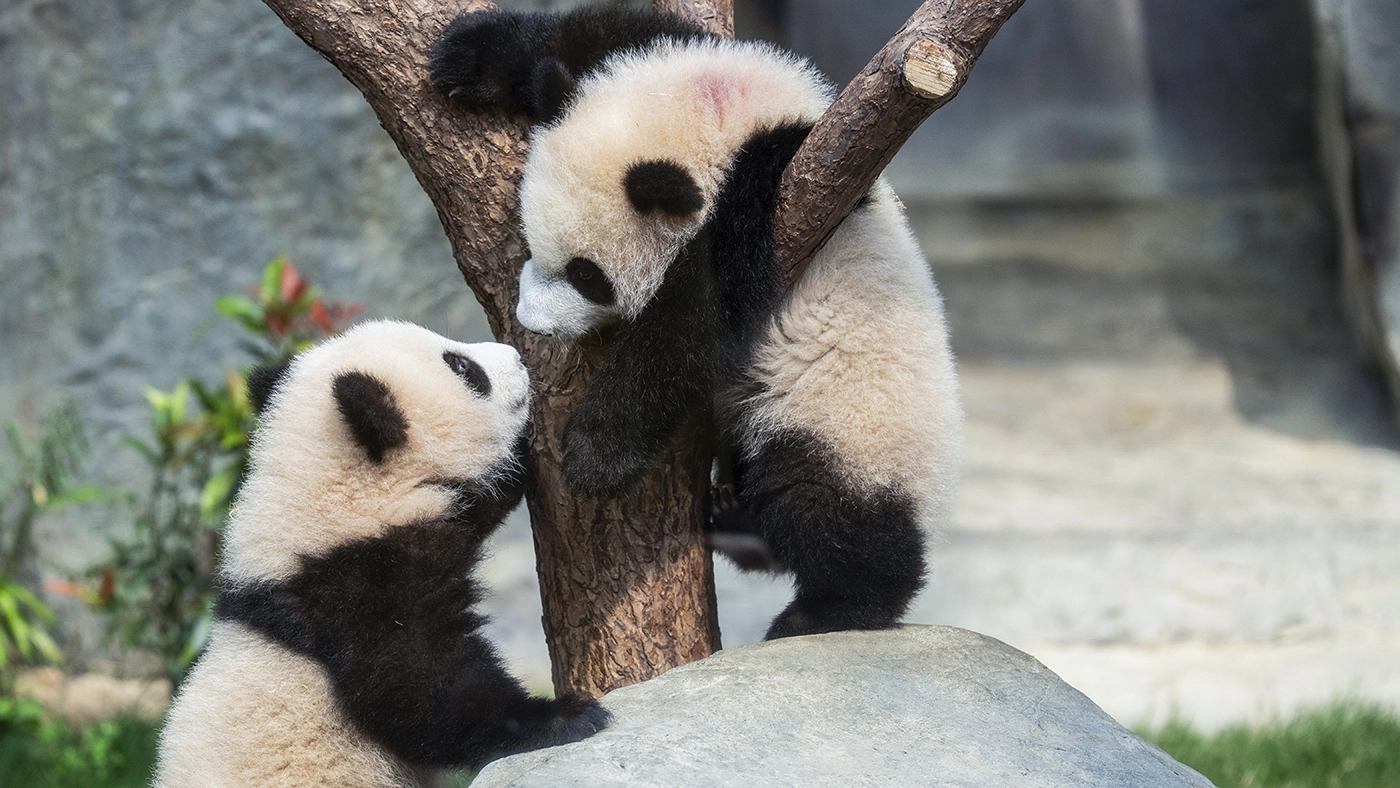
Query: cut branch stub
xmin=774 ymin=0 xmax=1027 ymax=289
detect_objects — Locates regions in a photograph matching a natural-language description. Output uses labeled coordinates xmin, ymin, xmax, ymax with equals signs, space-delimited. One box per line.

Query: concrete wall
xmin=782 ymin=0 xmax=1317 ymax=197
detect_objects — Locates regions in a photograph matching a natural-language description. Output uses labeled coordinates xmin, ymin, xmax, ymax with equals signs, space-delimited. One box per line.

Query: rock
xmin=14 ymin=667 xmax=171 ymax=727
xmin=473 ymin=627 xmax=1214 ymax=788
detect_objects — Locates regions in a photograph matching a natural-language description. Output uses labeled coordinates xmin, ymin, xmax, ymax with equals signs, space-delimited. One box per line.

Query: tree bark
xmin=774 ymin=0 xmax=1027 ymax=287
xmin=652 ymin=0 xmax=734 ymax=38
xmin=257 ymin=0 xmax=1021 ymax=696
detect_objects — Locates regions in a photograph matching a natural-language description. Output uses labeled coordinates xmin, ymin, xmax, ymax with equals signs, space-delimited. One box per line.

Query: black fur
xmin=429 ymin=8 xmax=709 ymax=124
xmin=710 ymin=123 xmax=813 ymax=363
xmin=561 ymin=231 xmax=723 ymax=496
xmin=215 ymin=445 xmax=608 ymax=770
xmin=332 ymin=371 xmax=409 ymax=464
xmin=444 ymin=351 xmax=491 ymax=398
xmin=624 ymin=160 xmax=705 ymax=217
xmin=246 ymin=361 xmax=291 ymax=416
xmin=565 ymin=257 xmax=616 ymax=305
xmin=737 ymin=429 xmax=926 ymax=640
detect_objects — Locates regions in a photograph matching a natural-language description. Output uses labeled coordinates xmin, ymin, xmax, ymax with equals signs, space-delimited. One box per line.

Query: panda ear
xmin=247 ymin=361 xmax=291 ymax=416
xmin=332 ymin=371 xmax=408 ymax=464
xmin=624 ymin=160 xmax=704 ymax=217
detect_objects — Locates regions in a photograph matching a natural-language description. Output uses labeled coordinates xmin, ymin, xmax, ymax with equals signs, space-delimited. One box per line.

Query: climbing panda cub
xmin=155 ymin=321 xmax=608 ymax=787
xmin=430 ymin=8 xmax=962 ymax=640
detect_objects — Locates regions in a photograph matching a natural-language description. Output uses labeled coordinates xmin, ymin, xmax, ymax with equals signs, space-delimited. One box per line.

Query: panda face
xmin=514 ymin=141 xmax=704 ymax=337
xmin=224 ymin=321 xmax=531 ymax=582
xmin=516 ymin=255 xmax=622 ymax=337
xmin=512 ymin=40 xmax=831 ymax=339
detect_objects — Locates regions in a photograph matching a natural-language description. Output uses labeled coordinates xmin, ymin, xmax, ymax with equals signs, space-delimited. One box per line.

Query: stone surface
xmin=786 ymin=0 xmax=1316 ymax=198
xmin=472 ymin=627 xmax=1213 ymax=788
xmin=1314 ymin=0 xmax=1400 ymax=420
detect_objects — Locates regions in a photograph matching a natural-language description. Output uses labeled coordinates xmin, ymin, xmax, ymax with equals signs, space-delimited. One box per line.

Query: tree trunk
xmin=257 ymin=0 xmax=1022 ymax=696
xmin=259 ymin=0 xmax=722 ymax=697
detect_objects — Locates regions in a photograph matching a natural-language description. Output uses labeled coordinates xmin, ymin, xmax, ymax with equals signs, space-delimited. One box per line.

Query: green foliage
xmin=79 ymin=259 xmax=363 ymax=681
xmin=0 ymin=579 xmax=60 ymax=671
xmin=0 ymin=402 xmax=125 ymax=673
xmin=1145 ymin=701 xmax=1400 ymax=788
xmin=0 ymin=697 xmax=159 ymax=788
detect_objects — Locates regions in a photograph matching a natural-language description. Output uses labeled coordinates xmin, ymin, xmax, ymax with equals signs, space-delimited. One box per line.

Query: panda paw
xmin=548 ymin=693 xmax=612 ymax=744
xmin=706 ymin=485 xmax=785 ymax=573
xmin=429 ymin=11 xmax=574 ymax=122
xmin=764 ymin=598 xmax=903 ymax=640
xmin=429 ymin=12 xmax=541 ymax=112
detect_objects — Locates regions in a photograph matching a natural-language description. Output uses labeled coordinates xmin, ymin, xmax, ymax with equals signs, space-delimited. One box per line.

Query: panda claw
xmin=705 ymin=484 xmax=785 ymax=573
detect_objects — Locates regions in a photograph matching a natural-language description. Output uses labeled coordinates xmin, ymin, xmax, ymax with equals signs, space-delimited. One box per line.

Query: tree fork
xmin=256 ymin=0 xmax=1021 ymax=696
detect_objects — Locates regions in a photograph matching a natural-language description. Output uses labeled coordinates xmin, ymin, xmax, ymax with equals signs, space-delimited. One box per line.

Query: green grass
xmin=1142 ymin=701 xmax=1400 ymax=788
xmin=0 ymin=697 xmax=159 ymax=788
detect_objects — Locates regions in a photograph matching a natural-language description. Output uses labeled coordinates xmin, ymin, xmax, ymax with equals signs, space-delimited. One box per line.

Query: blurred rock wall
xmin=0 ymin=0 xmax=491 ymax=604
xmin=784 ymin=0 xmax=1317 ymax=197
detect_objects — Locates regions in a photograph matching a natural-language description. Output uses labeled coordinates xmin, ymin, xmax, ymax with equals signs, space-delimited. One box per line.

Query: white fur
xmin=155 ymin=321 xmax=529 ymax=787
xmin=155 ymin=622 xmax=431 ymax=788
xmin=515 ymin=258 xmax=618 ymax=336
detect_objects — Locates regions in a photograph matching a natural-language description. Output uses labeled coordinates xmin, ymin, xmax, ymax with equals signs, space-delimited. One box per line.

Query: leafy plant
xmin=215 ymin=256 xmax=364 ymax=364
xmin=0 ymin=696 xmax=159 ymax=788
xmin=74 ymin=259 xmax=363 ymax=680
xmin=0 ymin=402 xmax=124 ymax=673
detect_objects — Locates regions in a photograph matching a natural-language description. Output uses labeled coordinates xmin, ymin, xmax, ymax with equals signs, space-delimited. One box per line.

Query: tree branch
xmin=652 ymin=0 xmax=734 ymax=38
xmin=774 ymin=0 xmax=1027 ymax=288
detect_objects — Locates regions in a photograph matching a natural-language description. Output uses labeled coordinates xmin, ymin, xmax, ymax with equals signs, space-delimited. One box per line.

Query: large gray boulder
xmin=474 ymin=627 xmax=1213 ymax=788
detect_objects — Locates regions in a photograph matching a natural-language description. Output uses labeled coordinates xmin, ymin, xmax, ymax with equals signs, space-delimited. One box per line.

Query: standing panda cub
xmin=431 ymin=9 xmax=962 ymax=640
xmin=155 ymin=321 xmax=608 ymax=788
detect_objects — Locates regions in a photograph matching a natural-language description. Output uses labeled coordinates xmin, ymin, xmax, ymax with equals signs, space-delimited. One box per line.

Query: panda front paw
xmin=549 ymin=693 xmax=612 ymax=744
xmin=428 ymin=11 xmax=571 ymax=121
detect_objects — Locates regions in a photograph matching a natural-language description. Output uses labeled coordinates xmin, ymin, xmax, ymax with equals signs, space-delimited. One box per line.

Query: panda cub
xmin=431 ymin=8 xmax=962 ymax=641
xmin=155 ymin=321 xmax=607 ymax=788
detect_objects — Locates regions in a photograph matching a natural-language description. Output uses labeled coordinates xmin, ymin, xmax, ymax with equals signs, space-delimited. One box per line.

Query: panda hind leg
xmin=744 ymin=432 xmax=927 ymax=640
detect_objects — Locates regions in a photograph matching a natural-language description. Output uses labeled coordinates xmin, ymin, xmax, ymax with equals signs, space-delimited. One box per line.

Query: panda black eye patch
xmin=443 ymin=352 xmax=491 ymax=397
xmin=565 ymin=257 xmax=615 ymax=305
